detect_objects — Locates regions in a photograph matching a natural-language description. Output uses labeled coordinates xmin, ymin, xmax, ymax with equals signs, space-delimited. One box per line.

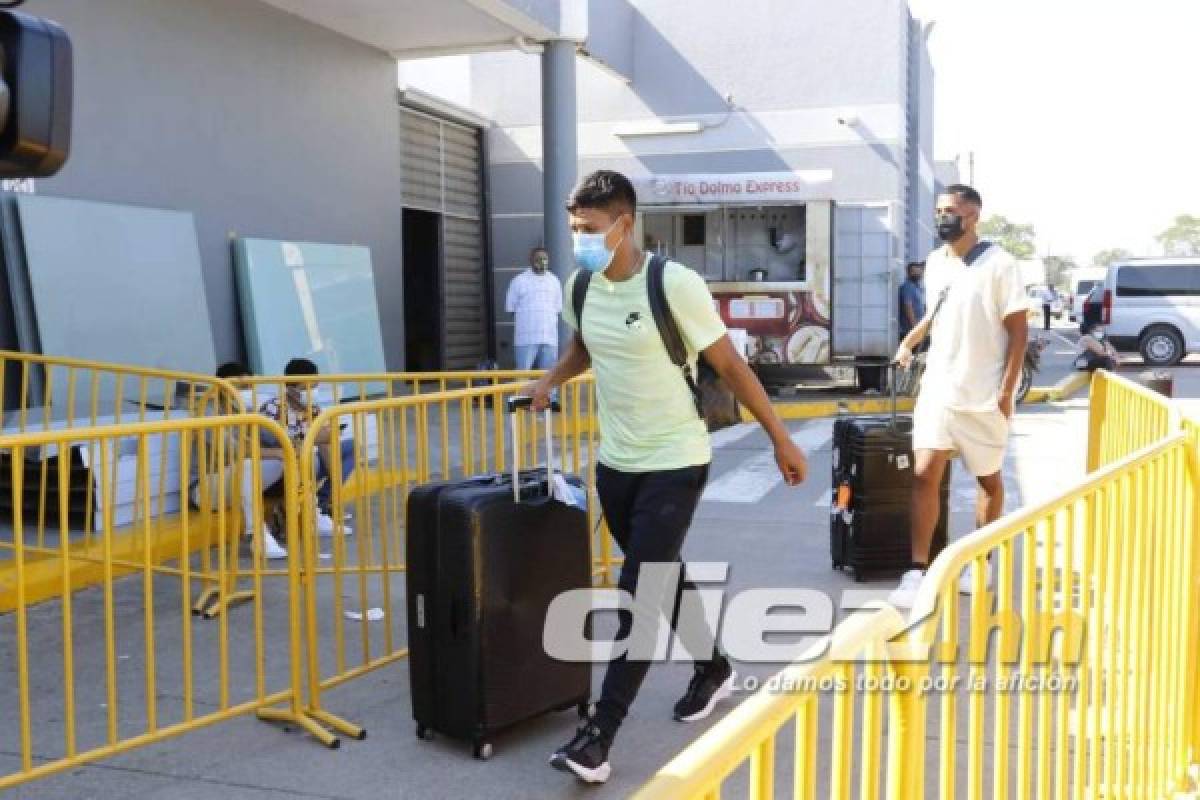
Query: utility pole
xmin=968 ymin=151 xmax=975 ymax=185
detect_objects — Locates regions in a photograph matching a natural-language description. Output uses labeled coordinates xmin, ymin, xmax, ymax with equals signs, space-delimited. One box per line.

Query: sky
xmin=906 ymin=0 xmax=1200 ymax=264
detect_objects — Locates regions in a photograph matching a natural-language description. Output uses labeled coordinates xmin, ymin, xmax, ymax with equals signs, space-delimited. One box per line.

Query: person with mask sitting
xmin=1075 ymin=321 xmax=1120 ymax=372
xmin=256 ymin=358 xmax=356 ymax=553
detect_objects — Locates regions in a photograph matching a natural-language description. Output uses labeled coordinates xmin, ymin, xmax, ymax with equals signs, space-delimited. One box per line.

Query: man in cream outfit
xmin=888 ymin=184 xmax=1029 ymax=609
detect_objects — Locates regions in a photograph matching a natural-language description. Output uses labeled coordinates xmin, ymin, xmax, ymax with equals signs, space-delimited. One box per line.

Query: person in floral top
xmin=257 ymin=358 xmax=356 ymax=543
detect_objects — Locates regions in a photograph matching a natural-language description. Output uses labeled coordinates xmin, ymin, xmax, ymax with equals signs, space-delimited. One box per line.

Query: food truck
xmin=632 ymin=172 xmax=896 ymax=389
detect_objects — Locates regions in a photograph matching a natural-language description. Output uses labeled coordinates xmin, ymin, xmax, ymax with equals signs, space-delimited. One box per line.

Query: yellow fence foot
xmin=200 ymin=591 xmax=256 ymax=620
xmin=191 ymin=588 xmax=218 ymax=616
xmin=307 ymin=708 xmax=367 ymax=741
xmin=256 ymin=706 xmax=341 ymax=749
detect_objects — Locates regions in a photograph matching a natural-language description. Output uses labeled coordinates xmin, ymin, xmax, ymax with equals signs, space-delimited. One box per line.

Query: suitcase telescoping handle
xmin=505 ymin=396 xmax=561 ymax=503
xmin=883 ymin=361 xmax=900 ymax=433
xmin=886 ymin=361 xmax=910 ymax=434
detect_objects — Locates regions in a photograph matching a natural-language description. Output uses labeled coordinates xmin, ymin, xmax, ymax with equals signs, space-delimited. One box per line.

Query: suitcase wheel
xmin=416 ymin=723 xmax=434 ymax=741
xmin=473 ymin=740 xmax=494 ymax=761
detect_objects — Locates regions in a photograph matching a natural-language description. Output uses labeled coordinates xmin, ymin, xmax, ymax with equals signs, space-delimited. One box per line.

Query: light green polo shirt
xmin=563 ymin=254 xmax=727 ymax=473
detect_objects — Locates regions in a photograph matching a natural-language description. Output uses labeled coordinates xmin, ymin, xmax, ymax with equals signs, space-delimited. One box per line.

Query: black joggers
xmin=590 ymin=462 xmax=726 ymax=741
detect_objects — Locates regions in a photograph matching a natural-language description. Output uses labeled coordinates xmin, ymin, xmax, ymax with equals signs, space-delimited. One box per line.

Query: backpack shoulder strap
xmin=646 ymin=255 xmax=704 ymax=417
xmin=570 ymin=269 xmax=592 ymax=331
xmin=646 ymin=255 xmax=688 ymax=367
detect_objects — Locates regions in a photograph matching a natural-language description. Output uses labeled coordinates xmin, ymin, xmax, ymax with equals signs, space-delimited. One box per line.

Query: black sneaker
xmin=673 ymin=660 xmax=736 ymax=722
xmin=549 ymin=723 xmax=612 ymax=784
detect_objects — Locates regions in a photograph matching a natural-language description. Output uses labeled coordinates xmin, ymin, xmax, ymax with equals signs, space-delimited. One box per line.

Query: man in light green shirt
xmin=531 ymin=170 xmax=809 ymax=785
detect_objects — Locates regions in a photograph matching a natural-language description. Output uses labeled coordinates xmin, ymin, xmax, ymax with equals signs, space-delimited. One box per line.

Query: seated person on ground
xmin=257 ymin=358 xmax=357 ymax=539
xmin=192 ymin=363 xmax=290 ymax=561
xmin=1075 ymin=321 xmax=1120 ymax=372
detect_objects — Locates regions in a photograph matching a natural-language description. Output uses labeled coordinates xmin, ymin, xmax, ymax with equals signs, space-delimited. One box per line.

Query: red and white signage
xmin=634 ymin=170 xmax=833 ymax=205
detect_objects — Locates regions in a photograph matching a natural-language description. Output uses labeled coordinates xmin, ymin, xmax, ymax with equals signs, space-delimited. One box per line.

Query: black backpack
xmin=571 ymin=255 xmax=741 ymax=432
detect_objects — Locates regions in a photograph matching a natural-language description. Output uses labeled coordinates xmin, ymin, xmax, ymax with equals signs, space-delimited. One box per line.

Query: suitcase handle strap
xmin=506 ymin=396 xmax=557 ymax=503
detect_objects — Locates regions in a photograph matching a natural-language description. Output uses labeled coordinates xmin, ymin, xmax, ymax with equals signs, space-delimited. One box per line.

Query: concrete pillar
xmin=541 ymin=39 xmax=577 ymax=343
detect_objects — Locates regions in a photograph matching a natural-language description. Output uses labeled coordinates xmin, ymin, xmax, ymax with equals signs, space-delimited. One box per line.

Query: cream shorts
xmin=912 ymin=399 xmax=1010 ymax=478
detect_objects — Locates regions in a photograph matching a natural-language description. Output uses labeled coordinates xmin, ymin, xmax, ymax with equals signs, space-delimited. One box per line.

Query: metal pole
xmin=541 ymin=39 xmax=578 ymax=347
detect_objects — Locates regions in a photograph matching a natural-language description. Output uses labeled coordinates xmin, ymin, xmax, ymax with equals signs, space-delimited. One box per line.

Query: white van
xmin=1068 ymin=267 xmax=1106 ymax=322
xmin=1101 ymin=258 xmax=1200 ymax=366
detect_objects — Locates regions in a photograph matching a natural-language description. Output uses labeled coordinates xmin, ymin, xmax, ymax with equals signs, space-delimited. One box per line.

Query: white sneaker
xmin=261 ymin=527 xmax=288 ymax=560
xmin=958 ymin=561 xmax=994 ymax=595
xmin=888 ymin=569 xmax=925 ymax=610
xmin=317 ymin=511 xmax=353 ymax=537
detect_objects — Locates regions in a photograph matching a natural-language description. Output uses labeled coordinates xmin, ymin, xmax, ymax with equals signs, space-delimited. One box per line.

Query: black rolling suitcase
xmin=406 ymin=398 xmax=591 ymax=760
xmin=829 ymin=373 xmax=950 ymax=581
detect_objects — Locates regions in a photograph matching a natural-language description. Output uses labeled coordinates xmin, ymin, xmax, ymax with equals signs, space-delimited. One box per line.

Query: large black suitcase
xmin=406 ymin=399 xmax=591 ymax=760
xmin=829 ymin=381 xmax=950 ymax=581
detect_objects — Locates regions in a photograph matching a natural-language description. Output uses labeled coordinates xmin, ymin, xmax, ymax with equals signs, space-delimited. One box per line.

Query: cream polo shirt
xmin=921 ymin=243 xmax=1029 ymax=412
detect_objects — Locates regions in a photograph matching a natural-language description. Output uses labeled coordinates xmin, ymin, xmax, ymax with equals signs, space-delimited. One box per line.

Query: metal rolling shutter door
xmin=401 ymin=109 xmax=485 ymax=369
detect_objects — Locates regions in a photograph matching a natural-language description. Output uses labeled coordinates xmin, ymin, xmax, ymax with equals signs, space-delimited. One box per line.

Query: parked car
xmin=1100 ymin=257 xmax=1200 ymax=366
xmin=1068 ymin=268 xmax=1106 ymax=322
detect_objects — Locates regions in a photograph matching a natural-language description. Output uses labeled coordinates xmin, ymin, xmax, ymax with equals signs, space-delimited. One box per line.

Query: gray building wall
xmin=470 ymin=0 xmax=931 ymax=363
xmin=16 ymin=0 xmax=406 ymax=369
xmin=905 ymin=14 xmax=938 ymax=262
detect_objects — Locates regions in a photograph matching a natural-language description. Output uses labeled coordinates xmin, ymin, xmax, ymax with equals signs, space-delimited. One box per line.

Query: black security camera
xmin=0 ymin=8 xmax=72 ymax=177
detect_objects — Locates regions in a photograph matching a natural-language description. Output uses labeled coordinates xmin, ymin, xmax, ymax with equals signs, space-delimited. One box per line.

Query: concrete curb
xmin=1024 ymin=371 xmax=1090 ymax=404
xmin=757 ymin=396 xmax=916 ymax=421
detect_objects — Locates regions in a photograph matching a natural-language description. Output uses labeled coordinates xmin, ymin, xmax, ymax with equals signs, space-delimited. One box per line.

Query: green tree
xmin=1043 ymin=255 xmax=1077 ymax=288
xmin=978 ymin=214 xmax=1037 ymax=260
xmin=1156 ymin=215 xmax=1200 ymax=256
xmin=1092 ymin=248 xmax=1132 ymax=268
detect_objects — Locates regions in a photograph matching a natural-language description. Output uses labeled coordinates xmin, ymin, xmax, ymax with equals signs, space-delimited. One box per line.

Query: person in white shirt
xmin=506 ymin=247 xmax=563 ymax=370
xmin=889 ymin=184 xmax=1029 ymax=609
xmin=1038 ymin=284 xmax=1057 ymax=330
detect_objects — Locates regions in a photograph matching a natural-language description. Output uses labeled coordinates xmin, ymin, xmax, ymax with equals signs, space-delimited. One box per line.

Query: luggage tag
xmin=551 ymin=473 xmax=588 ymax=511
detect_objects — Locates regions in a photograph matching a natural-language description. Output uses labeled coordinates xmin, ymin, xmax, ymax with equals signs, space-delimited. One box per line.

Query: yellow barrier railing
xmin=190 ymin=370 xmax=577 ymax=617
xmin=0 ymin=352 xmax=245 ymax=612
xmin=0 ymin=349 xmax=244 ymax=430
xmin=0 ymin=414 xmax=330 ymax=791
xmin=229 ymin=369 xmax=548 ymax=415
xmin=636 ymin=372 xmax=1200 ymax=799
xmin=288 ymin=375 xmax=604 ymax=739
xmin=1086 ymin=368 xmax=1178 ymax=471
xmin=0 ymin=371 xmax=604 ymax=790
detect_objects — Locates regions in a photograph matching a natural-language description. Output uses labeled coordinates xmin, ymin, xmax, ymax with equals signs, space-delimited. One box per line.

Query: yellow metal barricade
xmin=289 ymin=376 xmax=604 ymax=739
xmin=0 ymin=352 xmax=243 ymax=614
xmin=188 ymin=370 xmax=554 ymax=617
xmin=636 ymin=391 xmax=1200 ymax=798
xmin=230 ymin=369 xmax=547 ymax=417
xmin=0 ymin=414 xmax=327 ymax=791
xmin=1086 ymin=368 xmax=1179 ymax=471
xmin=230 ymin=371 xmax=609 ymax=581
